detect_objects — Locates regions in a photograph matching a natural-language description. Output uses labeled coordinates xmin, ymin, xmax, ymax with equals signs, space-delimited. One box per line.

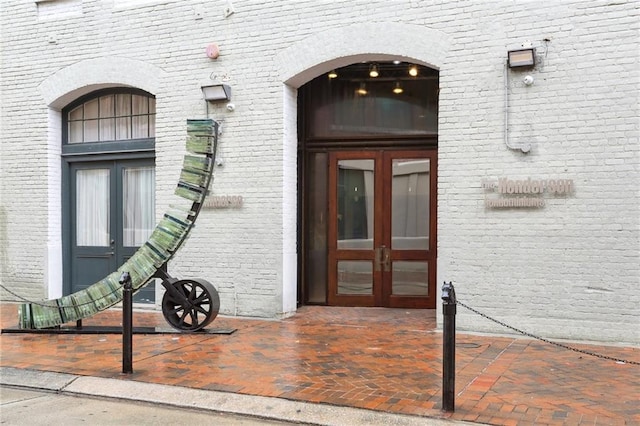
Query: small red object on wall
xmin=206 ymin=44 xmax=220 ymax=59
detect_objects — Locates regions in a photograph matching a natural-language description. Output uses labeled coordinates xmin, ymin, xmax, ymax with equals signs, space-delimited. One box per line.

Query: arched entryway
xmin=298 ymin=61 xmax=439 ymax=308
xmin=38 ymin=56 xmax=165 ymax=301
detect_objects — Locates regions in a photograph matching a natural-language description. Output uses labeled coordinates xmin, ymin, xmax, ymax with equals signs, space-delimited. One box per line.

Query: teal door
xmin=68 ymin=159 xmax=155 ymax=303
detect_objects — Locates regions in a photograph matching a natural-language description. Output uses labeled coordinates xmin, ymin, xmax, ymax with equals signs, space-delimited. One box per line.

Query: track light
xmin=369 ymin=64 xmax=379 ymax=78
xmin=328 ymin=69 xmax=338 ymax=79
xmin=393 ymin=81 xmax=403 ymax=94
xmin=408 ymin=65 xmax=418 ymax=77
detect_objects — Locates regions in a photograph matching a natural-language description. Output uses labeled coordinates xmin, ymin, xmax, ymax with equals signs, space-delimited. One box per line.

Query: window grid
xmin=67 ymin=93 xmax=156 ymax=144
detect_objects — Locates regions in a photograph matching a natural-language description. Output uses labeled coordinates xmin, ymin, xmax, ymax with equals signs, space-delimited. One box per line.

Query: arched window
xmin=63 ymin=88 xmax=155 ymax=154
xmin=300 ymin=62 xmax=438 ymax=140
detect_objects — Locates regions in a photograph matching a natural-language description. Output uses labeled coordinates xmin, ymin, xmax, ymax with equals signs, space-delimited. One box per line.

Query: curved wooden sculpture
xmin=19 ymin=119 xmax=220 ymax=331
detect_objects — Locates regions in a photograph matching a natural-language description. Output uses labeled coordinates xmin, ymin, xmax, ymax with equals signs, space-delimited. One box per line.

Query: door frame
xmin=326 ymin=149 xmax=437 ymax=308
xmin=68 ymin=160 xmax=118 ymax=295
xmin=61 ymin=151 xmax=154 ymax=296
xmin=327 ymin=151 xmax=382 ymax=307
xmin=383 ymin=149 xmax=437 ymax=309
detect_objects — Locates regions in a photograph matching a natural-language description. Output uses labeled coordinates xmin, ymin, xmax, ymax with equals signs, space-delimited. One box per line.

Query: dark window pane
xmin=305 ymin=152 xmax=328 ymax=304
xmin=304 ymin=62 xmax=439 ymax=138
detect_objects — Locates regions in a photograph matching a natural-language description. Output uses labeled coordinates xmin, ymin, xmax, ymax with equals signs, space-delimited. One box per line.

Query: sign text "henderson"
xmin=481 ymin=177 xmax=574 ymax=208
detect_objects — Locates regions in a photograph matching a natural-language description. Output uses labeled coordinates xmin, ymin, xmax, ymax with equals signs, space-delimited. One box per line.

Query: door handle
xmin=105 ymin=251 xmax=114 ymax=256
xmin=381 ymin=246 xmax=391 ymax=272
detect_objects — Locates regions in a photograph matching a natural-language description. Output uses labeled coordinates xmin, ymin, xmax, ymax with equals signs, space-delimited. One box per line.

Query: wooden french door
xmin=68 ymin=159 xmax=155 ymax=303
xmin=327 ymin=150 xmax=437 ymax=308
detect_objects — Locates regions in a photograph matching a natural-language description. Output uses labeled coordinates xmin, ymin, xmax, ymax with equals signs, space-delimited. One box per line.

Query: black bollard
xmin=441 ymin=281 xmax=457 ymax=412
xmin=120 ymin=272 xmax=133 ymax=374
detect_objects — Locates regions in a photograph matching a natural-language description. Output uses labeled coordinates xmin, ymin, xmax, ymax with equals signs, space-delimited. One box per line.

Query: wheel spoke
xmin=189 ymin=310 xmax=199 ymax=326
xmin=169 ymin=306 xmax=183 ymax=315
xmin=178 ymin=309 xmax=190 ymax=325
xmin=194 ymin=293 xmax=210 ymax=304
xmin=195 ymin=304 xmax=209 ymax=315
xmin=188 ymin=286 xmax=197 ymax=301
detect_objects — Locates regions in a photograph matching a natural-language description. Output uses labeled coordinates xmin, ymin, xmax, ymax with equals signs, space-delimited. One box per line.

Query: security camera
xmin=523 ymin=75 xmax=534 ymax=86
xmin=226 ymin=103 xmax=235 ymax=111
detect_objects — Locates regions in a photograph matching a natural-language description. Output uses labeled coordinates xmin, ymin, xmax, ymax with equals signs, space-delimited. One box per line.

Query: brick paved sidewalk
xmin=1 ymin=303 xmax=638 ymax=425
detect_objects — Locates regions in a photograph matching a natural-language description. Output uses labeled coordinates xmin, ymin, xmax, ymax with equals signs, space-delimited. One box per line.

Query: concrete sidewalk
xmin=1 ymin=303 xmax=639 ymax=425
xmin=1 ymin=367 xmax=471 ymax=425
xmin=2 ymin=383 xmax=289 ymax=425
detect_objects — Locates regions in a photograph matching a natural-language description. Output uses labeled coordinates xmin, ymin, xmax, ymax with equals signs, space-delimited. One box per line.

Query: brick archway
xmin=275 ymin=22 xmax=449 ymax=88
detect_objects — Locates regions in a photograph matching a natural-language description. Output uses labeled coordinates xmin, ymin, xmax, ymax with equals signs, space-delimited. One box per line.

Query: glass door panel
xmin=118 ymin=161 xmax=156 ymax=303
xmin=337 ymin=261 xmax=373 ymax=295
xmin=122 ymin=166 xmax=155 ymax=247
xmin=328 ymin=152 xmax=381 ymax=306
xmin=305 ymin=152 xmax=328 ymax=304
xmin=325 ymin=149 xmax=436 ymax=308
xmin=383 ymin=150 xmax=436 ymax=308
xmin=70 ymin=163 xmax=116 ymax=294
xmin=392 ymin=261 xmax=429 ymax=296
xmin=76 ymin=169 xmax=110 ymax=247
xmin=391 ymin=158 xmax=430 ymax=250
xmin=337 ymin=159 xmax=374 ymax=250
xmin=69 ymin=159 xmax=156 ymax=303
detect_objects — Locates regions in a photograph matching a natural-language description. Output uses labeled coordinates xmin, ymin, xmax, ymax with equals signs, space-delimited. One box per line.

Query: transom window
xmin=66 ymin=91 xmax=156 ymax=144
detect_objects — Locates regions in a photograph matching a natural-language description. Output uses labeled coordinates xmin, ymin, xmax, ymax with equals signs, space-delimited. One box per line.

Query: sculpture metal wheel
xmin=161 ymin=278 xmax=220 ymax=332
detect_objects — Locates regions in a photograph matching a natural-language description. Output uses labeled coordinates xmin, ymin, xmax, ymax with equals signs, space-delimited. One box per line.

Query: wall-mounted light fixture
xmin=392 ymin=81 xmax=403 ymax=94
xmin=201 ymin=83 xmax=232 ymax=102
xmin=507 ymin=48 xmax=535 ymax=68
xmin=408 ymin=65 xmax=418 ymax=77
xmin=328 ymin=69 xmax=338 ymax=79
xmin=356 ymin=83 xmax=367 ymax=95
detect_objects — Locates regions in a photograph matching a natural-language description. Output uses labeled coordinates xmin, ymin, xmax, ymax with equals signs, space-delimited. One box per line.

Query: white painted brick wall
xmin=434 ymin=0 xmax=639 ymax=344
xmin=1 ymin=0 xmax=638 ymax=343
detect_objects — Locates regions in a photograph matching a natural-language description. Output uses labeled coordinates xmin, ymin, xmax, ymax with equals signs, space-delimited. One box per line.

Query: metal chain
xmin=0 ymin=283 xmax=123 ymax=309
xmin=457 ymin=300 xmax=639 ymax=366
